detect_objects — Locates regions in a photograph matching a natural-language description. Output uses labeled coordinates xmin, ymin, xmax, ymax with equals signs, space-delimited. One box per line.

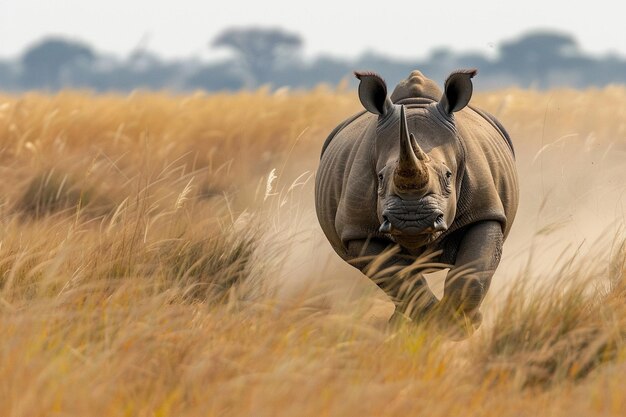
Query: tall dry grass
xmin=0 ymin=85 xmax=624 ymax=416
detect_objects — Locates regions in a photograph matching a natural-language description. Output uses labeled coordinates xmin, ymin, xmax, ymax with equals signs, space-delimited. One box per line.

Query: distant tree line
xmin=1 ymin=27 xmax=626 ymax=92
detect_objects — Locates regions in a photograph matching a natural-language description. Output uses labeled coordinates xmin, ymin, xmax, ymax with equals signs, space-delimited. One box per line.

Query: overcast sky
xmin=0 ymin=0 xmax=622 ymax=61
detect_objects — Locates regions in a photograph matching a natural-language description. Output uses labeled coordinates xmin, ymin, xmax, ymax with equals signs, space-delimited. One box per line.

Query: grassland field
xmin=0 ymin=85 xmax=625 ymax=416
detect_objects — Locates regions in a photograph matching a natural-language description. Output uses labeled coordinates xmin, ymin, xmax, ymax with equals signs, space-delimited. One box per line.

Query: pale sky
xmin=0 ymin=0 xmax=623 ymax=61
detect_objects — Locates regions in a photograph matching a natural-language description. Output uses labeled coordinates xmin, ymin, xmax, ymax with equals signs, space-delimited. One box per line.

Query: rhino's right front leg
xmin=346 ymin=239 xmax=438 ymax=322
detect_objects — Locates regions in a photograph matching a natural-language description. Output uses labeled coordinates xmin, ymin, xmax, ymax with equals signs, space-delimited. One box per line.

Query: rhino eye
xmin=444 ymin=171 xmax=452 ymax=191
xmin=378 ymin=173 xmax=384 ymax=181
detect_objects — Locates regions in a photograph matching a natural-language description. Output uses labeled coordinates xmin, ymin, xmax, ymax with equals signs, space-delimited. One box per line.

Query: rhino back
xmin=453 ymin=107 xmax=519 ymax=238
xmin=391 ymin=70 xmax=442 ymax=103
xmin=320 ymin=110 xmax=367 ymax=159
xmin=315 ymin=113 xmax=383 ymax=258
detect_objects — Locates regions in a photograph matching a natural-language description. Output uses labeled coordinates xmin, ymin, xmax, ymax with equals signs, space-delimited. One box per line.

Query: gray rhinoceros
xmin=315 ymin=69 xmax=518 ymax=330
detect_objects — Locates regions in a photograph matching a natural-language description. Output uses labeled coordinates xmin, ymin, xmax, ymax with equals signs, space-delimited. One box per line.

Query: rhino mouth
xmin=379 ymin=195 xmax=447 ymax=238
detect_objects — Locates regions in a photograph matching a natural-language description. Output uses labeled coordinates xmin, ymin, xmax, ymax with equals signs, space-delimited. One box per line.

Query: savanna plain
xmin=0 ymin=83 xmax=625 ymax=416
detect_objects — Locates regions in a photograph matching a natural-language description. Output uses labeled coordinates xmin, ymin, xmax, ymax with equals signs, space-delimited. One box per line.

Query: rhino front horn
xmin=394 ymin=105 xmax=429 ymax=191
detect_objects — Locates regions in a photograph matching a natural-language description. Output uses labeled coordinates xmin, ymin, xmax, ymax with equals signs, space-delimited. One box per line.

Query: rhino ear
xmin=354 ymin=71 xmax=393 ymax=116
xmin=439 ymin=69 xmax=478 ymax=114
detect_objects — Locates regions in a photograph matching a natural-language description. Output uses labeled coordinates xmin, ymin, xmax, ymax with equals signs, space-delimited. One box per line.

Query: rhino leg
xmin=346 ymin=239 xmax=438 ymax=322
xmin=440 ymin=220 xmax=503 ymax=325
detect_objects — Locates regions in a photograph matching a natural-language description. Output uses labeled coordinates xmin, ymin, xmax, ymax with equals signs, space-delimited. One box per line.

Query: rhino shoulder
xmin=390 ymin=70 xmax=442 ymax=103
xmin=320 ymin=110 xmax=368 ymax=159
xmin=453 ymin=107 xmax=519 ymax=238
xmin=467 ymin=106 xmax=515 ymax=158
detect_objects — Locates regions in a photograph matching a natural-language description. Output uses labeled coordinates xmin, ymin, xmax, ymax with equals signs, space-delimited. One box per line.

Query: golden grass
xmin=0 ymin=86 xmax=625 ymax=416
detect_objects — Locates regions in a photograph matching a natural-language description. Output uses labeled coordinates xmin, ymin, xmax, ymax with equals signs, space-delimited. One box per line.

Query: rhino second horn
xmin=394 ymin=105 xmax=429 ymax=191
xmin=409 ymin=133 xmax=429 ymax=161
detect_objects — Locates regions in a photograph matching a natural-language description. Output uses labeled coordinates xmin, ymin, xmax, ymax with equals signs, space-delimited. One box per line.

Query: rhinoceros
xmin=315 ymin=69 xmax=518 ymax=331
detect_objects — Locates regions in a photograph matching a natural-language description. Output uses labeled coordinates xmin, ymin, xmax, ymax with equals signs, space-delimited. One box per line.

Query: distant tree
xmin=126 ymin=50 xmax=162 ymax=72
xmin=498 ymin=31 xmax=580 ymax=86
xmin=0 ymin=60 xmax=20 ymax=91
xmin=1 ymin=28 xmax=624 ymax=92
xmin=21 ymin=37 xmax=95 ymax=89
xmin=212 ymin=27 xmax=303 ymax=86
xmin=185 ymin=62 xmax=246 ymax=91
xmin=500 ymin=31 xmax=579 ymax=62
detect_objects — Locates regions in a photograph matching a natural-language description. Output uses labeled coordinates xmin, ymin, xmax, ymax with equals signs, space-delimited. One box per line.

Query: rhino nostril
xmin=379 ymin=215 xmax=393 ymax=233
xmin=433 ymin=214 xmax=447 ymax=232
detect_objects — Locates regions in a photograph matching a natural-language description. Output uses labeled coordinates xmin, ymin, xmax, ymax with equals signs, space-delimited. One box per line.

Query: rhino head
xmin=354 ymin=69 xmax=477 ymax=251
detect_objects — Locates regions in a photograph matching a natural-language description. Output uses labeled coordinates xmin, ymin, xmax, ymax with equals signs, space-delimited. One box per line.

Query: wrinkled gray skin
xmin=315 ymin=69 xmax=518 ymax=333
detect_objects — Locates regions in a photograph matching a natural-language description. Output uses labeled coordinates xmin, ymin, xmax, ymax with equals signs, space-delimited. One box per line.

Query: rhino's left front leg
xmin=439 ymin=220 xmax=503 ymax=327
